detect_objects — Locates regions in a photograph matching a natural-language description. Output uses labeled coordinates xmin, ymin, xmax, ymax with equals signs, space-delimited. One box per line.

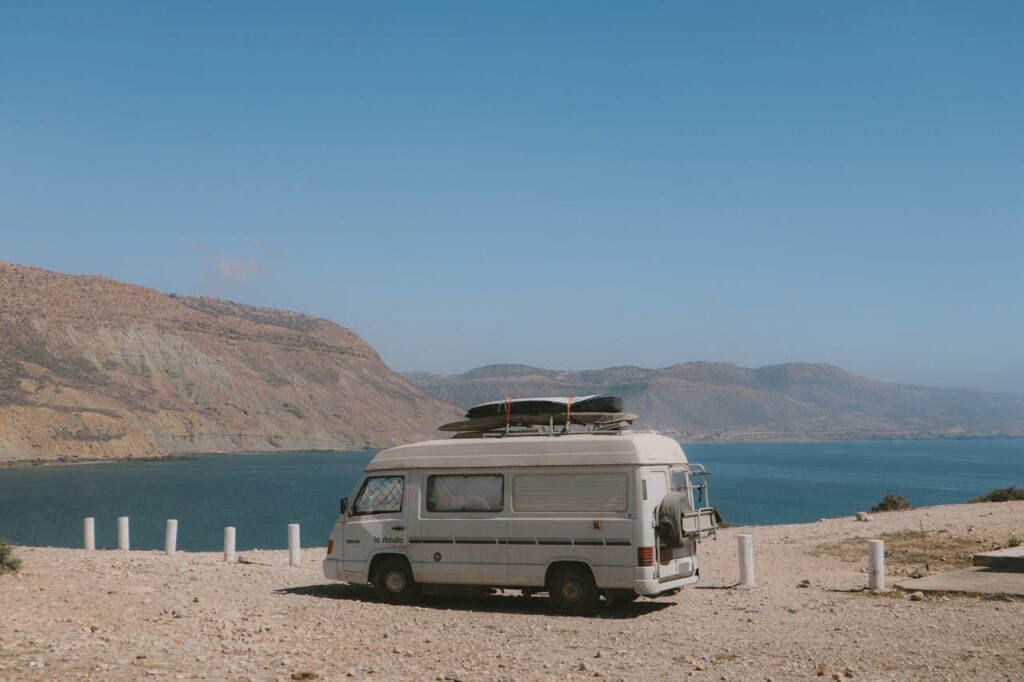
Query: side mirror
xmin=340 ymin=497 xmax=348 ymax=515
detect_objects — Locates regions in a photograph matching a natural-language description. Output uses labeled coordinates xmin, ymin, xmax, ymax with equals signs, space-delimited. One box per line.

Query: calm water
xmin=0 ymin=440 xmax=1020 ymax=551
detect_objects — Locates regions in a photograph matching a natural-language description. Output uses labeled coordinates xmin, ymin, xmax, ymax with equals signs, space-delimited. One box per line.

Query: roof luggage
xmin=440 ymin=395 xmax=637 ymax=434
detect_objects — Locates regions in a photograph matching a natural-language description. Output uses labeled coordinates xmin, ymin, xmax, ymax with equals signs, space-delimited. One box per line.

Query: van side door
xmin=342 ymin=473 xmax=411 ymax=577
xmin=416 ymin=471 xmax=510 ymax=586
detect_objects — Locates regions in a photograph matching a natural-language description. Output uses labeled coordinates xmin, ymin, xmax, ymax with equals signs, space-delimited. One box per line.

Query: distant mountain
xmin=0 ymin=261 xmax=461 ymax=463
xmin=403 ymin=363 xmax=1024 ymax=441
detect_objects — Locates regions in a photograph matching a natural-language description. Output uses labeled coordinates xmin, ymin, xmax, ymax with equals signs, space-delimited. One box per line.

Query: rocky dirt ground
xmin=2 ymin=501 xmax=1022 ymax=681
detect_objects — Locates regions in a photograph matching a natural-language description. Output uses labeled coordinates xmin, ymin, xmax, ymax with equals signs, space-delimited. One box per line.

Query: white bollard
xmin=165 ymin=519 xmax=178 ymax=555
xmin=83 ymin=517 xmax=95 ymax=551
xmin=738 ymin=534 xmax=754 ymax=586
xmin=868 ymin=539 xmax=885 ymax=591
xmin=288 ymin=523 xmax=301 ymax=567
xmin=117 ymin=516 xmax=130 ymax=552
xmin=224 ymin=527 xmax=236 ymax=563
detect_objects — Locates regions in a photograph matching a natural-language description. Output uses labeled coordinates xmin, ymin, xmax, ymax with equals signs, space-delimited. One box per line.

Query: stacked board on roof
xmin=441 ymin=395 xmax=637 ymax=433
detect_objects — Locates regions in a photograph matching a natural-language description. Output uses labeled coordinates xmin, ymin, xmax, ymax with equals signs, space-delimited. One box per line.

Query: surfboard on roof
xmin=441 ymin=394 xmax=636 ymax=433
xmin=465 ymin=395 xmax=623 ymax=419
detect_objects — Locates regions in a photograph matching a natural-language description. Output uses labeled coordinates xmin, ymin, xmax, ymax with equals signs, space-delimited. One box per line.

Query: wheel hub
xmin=562 ymin=578 xmax=584 ymax=602
xmin=385 ymin=570 xmax=407 ymax=593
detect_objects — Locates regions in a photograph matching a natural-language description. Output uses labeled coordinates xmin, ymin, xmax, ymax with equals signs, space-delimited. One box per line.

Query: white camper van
xmin=322 ymin=426 xmax=717 ymax=614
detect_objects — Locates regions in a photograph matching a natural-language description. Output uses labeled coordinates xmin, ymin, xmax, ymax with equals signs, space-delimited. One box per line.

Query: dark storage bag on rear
xmin=657 ymin=492 xmax=690 ymax=548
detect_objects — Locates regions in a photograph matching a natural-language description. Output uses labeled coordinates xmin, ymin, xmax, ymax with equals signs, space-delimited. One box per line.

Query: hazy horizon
xmin=394 ymin=359 xmax=1024 ymax=397
xmin=2 ymin=3 xmax=1021 ymax=393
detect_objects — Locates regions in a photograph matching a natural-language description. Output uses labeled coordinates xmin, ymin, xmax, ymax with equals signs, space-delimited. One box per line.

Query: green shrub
xmin=1008 ymin=536 xmax=1022 ymax=548
xmin=0 ymin=538 xmax=21 ymax=574
xmin=969 ymin=487 xmax=1024 ymax=503
xmin=871 ymin=494 xmax=912 ymax=513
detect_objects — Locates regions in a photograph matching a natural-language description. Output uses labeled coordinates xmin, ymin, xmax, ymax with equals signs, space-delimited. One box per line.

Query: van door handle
xmin=391 ymin=525 xmax=405 ymax=531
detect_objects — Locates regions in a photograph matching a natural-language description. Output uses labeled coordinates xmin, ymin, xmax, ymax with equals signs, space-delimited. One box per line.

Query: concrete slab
xmin=898 ymin=566 xmax=1024 ymax=596
xmin=972 ymin=547 xmax=1024 ymax=569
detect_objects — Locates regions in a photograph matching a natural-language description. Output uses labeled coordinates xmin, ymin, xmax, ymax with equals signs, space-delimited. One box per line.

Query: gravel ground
xmin=2 ymin=501 xmax=1022 ymax=681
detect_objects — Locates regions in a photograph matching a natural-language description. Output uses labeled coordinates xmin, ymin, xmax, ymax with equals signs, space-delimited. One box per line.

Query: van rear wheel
xmin=372 ymin=557 xmax=421 ymax=605
xmin=548 ymin=565 xmax=599 ymax=615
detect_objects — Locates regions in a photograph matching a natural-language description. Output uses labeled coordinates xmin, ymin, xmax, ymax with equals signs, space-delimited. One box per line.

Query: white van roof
xmin=365 ymin=432 xmax=688 ymax=471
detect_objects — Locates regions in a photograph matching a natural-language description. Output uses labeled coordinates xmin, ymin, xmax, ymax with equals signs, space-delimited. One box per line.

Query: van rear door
xmin=649 ymin=469 xmax=696 ymax=581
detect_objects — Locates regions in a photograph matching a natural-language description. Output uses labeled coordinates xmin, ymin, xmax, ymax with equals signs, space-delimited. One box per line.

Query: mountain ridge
xmin=404 ymin=362 xmax=1024 ymax=441
xmin=0 ymin=261 xmax=462 ymax=463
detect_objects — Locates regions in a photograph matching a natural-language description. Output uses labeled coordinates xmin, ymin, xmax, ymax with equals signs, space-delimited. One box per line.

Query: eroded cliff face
xmin=0 ymin=261 xmax=461 ymax=463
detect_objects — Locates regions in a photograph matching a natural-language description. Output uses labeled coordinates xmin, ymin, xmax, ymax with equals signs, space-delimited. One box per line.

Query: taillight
xmin=327 ymin=539 xmax=334 ymax=554
xmin=637 ymin=546 xmax=654 ymax=567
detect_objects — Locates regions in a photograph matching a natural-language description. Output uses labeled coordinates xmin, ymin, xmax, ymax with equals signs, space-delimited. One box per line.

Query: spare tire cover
xmin=657 ymin=491 xmax=690 ymax=548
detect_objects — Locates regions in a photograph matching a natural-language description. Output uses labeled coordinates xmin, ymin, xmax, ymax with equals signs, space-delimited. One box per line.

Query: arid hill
xmin=405 ymin=363 xmax=1024 ymax=441
xmin=0 ymin=261 xmax=461 ymax=463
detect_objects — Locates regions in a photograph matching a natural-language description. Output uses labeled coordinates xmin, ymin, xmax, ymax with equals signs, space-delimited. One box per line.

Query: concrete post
xmin=224 ymin=527 xmax=236 ymax=563
xmin=288 ymin=523 xmax=301 ymax=567
xmin=165 ymin=519 xmax=178 ymax=555
xmin=117 ymin=516 xmax=130 ymax=552
xmin=868 ymin=539 xmax=885 ymax=591
xmin=738 ymin=534 xmax=754 ymax=586
xmin=83 ymin=517 xmax=95 ymax=551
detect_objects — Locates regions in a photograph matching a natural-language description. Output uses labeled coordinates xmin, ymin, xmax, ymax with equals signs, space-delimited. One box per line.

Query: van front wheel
xmin=548 ymin=565 xmax=599 ymax=615
xmin=372 ymin=557 xmax=420 ymax=605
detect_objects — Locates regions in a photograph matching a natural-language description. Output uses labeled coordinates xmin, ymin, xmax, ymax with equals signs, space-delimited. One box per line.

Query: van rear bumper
xmin=634 ymin=571 xmax=699 ymax=596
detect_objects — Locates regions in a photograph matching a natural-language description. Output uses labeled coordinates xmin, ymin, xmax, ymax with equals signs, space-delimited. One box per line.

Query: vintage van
xmin=322 ymin=431 xmax=716 ymax=613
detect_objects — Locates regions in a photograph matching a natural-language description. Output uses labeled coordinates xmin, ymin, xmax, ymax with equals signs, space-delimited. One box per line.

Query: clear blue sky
xmin=1 ymin=2 xmax=1021 ymax=392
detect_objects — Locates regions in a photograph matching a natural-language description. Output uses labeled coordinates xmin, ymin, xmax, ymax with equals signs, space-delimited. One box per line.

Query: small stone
xmin=291 ymin=673 xmax=319 ymax=681
xmin=909 ymin=591 xmax=925 ymax=601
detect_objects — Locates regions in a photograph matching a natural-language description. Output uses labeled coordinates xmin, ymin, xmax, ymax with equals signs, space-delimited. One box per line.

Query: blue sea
xmin=0 ymin=440 xmax=1020 ymax=551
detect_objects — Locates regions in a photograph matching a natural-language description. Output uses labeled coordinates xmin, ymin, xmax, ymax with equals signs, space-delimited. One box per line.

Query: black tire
xmin=548 ymin=565 xmax=600 ymax=615
xmin=605 ymin=589 xmax=640 ymax=607
xmin=372 ymin=556 xmax=421 ymax=605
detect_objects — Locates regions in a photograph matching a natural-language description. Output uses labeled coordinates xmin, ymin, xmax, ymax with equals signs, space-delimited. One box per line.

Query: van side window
xmin=352 ymin=476 xmax=404 ymax=515
xmin=513 ymin=473 xmax=628 ymax=512
xmin=426 ymin=474 xmax=504 ymax=512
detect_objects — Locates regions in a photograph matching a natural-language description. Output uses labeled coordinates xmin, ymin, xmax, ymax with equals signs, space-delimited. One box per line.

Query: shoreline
xmin=0 ymin=447 xmax=376 ymax=469
xmin=1 ymin=500 xmax=1013 ymax=552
